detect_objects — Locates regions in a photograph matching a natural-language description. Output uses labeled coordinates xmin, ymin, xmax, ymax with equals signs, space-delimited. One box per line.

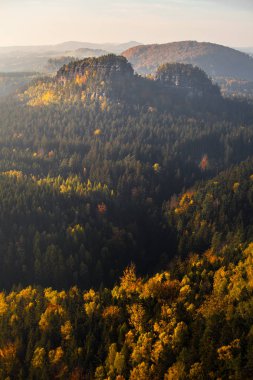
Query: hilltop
xmin=122 ymin=40 xmax=253 ymax=80
xmin=19 ymin=55 xmax=223 ymax=111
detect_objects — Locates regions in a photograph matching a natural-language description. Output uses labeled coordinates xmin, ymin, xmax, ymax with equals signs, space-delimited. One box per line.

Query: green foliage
xmin=0 ymin=53 xmax=252 ymax=378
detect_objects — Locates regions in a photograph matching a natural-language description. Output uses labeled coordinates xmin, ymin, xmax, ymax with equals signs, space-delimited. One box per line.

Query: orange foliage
xmin=97 ymin=202 xmax=107 ymax=214
xmin=75 ymin=75 xmax=87 ymax=86
xmin=200 ymin=154 xmax=208 ymax=171
xmin=102 ymin=305 xmax=121 ymax=321
xmin=204 ymin=249 xmax=218 ymax=264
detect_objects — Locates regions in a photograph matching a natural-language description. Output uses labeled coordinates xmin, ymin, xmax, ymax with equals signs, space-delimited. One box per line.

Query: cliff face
xmin=57 ymin=54 xmax=134 ymax=83
xmin=56 ymin=54 xmax=135 ymax=102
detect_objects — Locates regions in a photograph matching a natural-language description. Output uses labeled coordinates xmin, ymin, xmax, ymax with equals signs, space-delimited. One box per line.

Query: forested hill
xmin=3 ymin=160 xmax=253 ymax=378
xmin=1 ymin=51 xmax=253 ymax=379
xmin=122 ymin=40 xmax=253 ymax=80
xmin=18 ymin=54 xmax=229 ymax=114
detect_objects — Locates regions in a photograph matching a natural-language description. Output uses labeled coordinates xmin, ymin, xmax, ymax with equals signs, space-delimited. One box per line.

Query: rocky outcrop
xmin=57 ymin=54 xmax=134 ymax=83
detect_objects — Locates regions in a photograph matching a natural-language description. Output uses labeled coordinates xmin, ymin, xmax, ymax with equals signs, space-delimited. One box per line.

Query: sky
xmin=0 ymin=0 xmax=252 ymax=47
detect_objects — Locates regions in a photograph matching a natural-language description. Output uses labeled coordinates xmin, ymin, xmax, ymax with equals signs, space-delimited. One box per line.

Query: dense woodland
xmin=0 ymin=72 xmax=40 ymax=98
xmin=0 ymin=55 xmax=253 ymax=378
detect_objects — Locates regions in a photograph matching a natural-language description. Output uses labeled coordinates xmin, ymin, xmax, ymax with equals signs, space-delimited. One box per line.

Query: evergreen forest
xmin=0 ymin=55 xmax=253 ymax=379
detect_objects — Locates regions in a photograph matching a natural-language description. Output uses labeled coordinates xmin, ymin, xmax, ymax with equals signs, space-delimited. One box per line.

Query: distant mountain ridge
xmin=0 ymin=41 xmax=141 ymax=55
xmin=0 ymin=41 xmax=141 ymax=73
xmin=122 ymin=41 xmax=253 ymax=81
xmin=238 ymin=47 xmax=253 ymax=55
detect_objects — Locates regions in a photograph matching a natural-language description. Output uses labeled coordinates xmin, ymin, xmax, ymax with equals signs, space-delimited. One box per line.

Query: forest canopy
xmin=0 ymin=55 xmax=253 ymax=379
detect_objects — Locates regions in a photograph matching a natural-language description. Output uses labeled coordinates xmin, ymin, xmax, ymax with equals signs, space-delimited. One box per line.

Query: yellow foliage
xmin=83 ymin=289 xmax=98 ymax=302
xmin=69 ymin=286 xmax=80 ymax=298
xmin=164 ymin=361 xmax=185 ymax=380
xmin=44 ymin=288 xmax=61 ymax=305
xmin=153 ymin=163 xmax=161 ymax=173
xmin=128 ymin=303 xmax=146 ymax=333
xmin=41 ymin=91 xmax=56 ymax=105
xmin=39 ymin=304 xmax=65 ymax=331
xmin=16 ymin=286 xmax=37 ymax=301
xmin=114 ymin=352 xmax=126 ymax=375
xmin=174 ymin=191 xmax=195 ymax=214
xmin=233 ymin=182 xmax=240 ymax=192
xmin=0 ymin=293 xmax=8 ymax=316
xmin=32 ymin=347 xmax=46 ymax=369
xmin=217 ymin=339 xmax=240 ymax=361
xmin=75 ymin=75 xmax=87 ymax=86
xmin=186 ymin=303 xmax=195 ymax=313
xmin=95 ymin=365 xmax=105 ymax=379
xmin=129 ymin=362 xmax=151 ymax=380
xmin=67 ymin=224 xmax=85 ymax=239
xmin=198 ymin=294 xmax=230 ymax=318
xmin=9 ymin=314 xmax=19 ymax=325
xmin=37 ymin=175 xmax=111 ymax=197
xmin=0 ymin=343 xmax=16 ymax=361
xmin=227 ymin=262 xmax=247 ymax=301
xmin=20 ymin=81 xmax=60 ymax=107
xmin=243 ymin=243 xmax=253 ymax=288
xmin=102 ymin=305 xmax=121 ymax=321
xmin=2 ymin=170 xmax=23 ymax=179
xmin=213 ymin=267 xmax=228 ymax=296
xmin=179 ymin=284 xmax=191 ymax=298
xmin=189 ymin=362 xmax=204 ymax=379
xmin=141 ymin=272 xmax=180 ymax=301
xmin=0 ymin=343 xmax=17 ymax=373
xmin=171 ymin=322 xmax=187 ymax=350
xmin=94 ymin=128 xmax=102 ymax=136
xmin=81 ymin=91 xmax=86 ymax=101
xmin=117 ymin=265 xmax=142 ymax=298
xmin=84 ymin=301 xmax=100 ymax=318
xmin=131 ymin=333 xmax=152 ymax=364
xmin=48 ymin=346 xmax=64 ymax=365
xmin=61 ymin=321 xmax=73 ymax=341
xmin=151 ymin=339 xmax=164 ymax=364
xmin=160 ymin=305 xmax=173 ymax=319
xmin=100 ymin=98 xmax=108 ymax=111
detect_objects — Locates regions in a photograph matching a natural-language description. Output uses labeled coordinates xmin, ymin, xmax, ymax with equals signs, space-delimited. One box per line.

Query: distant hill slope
xmin=0 ymin=72 xmax=39 ymax=98
xmin=239 ymin=47 xmax=253 ymax=56
xmin=122 ymin=41 xmax=253 ymax=80
xmin=0 ymin=41 xmax=141 ymax=72
xmin=0 ymin=41 xmax=141 ymax=56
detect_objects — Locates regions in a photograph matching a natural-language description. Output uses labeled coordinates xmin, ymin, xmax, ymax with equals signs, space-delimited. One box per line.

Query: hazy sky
xmin=0 ymin=0 xmax=252 ymax=47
